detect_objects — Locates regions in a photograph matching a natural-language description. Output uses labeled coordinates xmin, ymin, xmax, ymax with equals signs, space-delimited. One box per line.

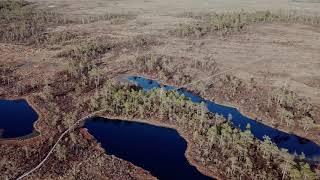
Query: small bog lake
xmin=127 ymin=76 xmax=320 ymax=161
xmin=84 ymin=118 xmax=212 ymax=180
xmin=0 ymin=99 xmax=38 ymax=139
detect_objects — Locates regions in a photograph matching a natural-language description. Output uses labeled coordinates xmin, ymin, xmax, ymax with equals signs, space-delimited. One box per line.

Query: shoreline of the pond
xmin=0 ymin=96 xmax=42 ymax=144
xmin=0 ymin=95 xmax=220 ymax=179
xmin=120 ymin=73 xmax=320 ymax=147
xmin=81 ymin=114 xmax=222 ymax=180
xmin=78 ymin=127 xmax=157 ymax=180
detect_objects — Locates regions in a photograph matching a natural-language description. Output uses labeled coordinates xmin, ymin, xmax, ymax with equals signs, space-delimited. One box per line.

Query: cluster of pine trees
xmin=87 ymin=80 xmax=317 ymax=179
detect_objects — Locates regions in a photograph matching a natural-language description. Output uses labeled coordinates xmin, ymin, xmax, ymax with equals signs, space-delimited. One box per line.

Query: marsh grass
xmin=130 ymin=54 xmax=175 ymax=76
xmin=0 ymin=0 xmax=135 ymax=46
xmin=132 ymin=54 xmax=192 ymax=84
xmin=130 ymin=53 xmax=219 ymax=85
xmin=0 ymin=0 xmax=73 ymax=45
xmin=0 ymin=64 xmax=16 ymax=86
xmin=292 ymin=0 xmax=320 ymax=3
xmin=57 ymin=39 xmax=113 ymax=61
xmin=77 ymin=12 xmax=137 ymax=24
xmin=58 ymin=34 xmax=158 ymax=64
xmin=174 ymin=10 xmax=320 ymax=37
xmin=0 ymin=0 xmax=29 ymax=9
xmin=38 ymin=31 xmax=85 ymax=49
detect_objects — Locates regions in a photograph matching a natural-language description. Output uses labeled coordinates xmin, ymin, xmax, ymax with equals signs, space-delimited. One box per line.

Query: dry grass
xmin=58 ymin=34 xmax=159 ymax=78
xmin=0 ymin=63 xmax=17 ymax=87
xmin=0 ymin=0 xmax=74 ymax=45
xmin=76 ymin=12 xmax=137 ymax=24
xmin=0 ymin=0 xmax=135 ymax=46
xmin=56 ymin=38 xmax=114 ymax=83
xmin=173 ymin=10 xmax=320 ymax=37
xmin=38 ymin=31 xmax=88 ymax=50
xmin=129 ymin=53 xmax=219 ymax=85
xmin=292 ymin=0 xmax=320 ymax=3
xmin=57 ymin=39 xmax=113 ymax=61
xmin=58 ymin=34 xmax=158 ymax=58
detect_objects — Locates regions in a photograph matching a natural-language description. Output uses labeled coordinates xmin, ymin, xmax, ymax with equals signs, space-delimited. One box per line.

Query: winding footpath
xmin=16 ymin=109 xmax=106 ymax=180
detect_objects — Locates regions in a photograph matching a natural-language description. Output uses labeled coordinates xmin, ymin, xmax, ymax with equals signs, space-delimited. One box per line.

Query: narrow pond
xmin=0 ymin=99 xmax=38 ymax=139
xmin=127 ymin=76 xmax=320 ymax=161
xmin=84 ymin=118 xmax=212 ymax=180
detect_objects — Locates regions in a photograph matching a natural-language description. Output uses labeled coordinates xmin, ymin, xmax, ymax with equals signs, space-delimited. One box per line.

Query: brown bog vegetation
xmin=173 ymin=10 xmax=320 ymax=37
xmin=0 ymin=0 xmax=73 ymax=45
xmin=1 ymin=0 xmax=320 ymax=179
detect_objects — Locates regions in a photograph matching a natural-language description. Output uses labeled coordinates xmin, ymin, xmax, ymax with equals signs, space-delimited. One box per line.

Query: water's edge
xmin=0 ymin=97 xmax=40 ymax=142
xmin=83 ymin=115 xmax=220 ymax=179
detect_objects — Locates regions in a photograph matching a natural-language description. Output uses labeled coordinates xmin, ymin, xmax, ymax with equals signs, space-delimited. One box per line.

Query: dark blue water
xmin=127 ymin=76 xmax=320 ymax=161
xmin=0 ymin=99 xmax=38 ymax=139
xmin=84 ymin=118 xmax=212 ymax=180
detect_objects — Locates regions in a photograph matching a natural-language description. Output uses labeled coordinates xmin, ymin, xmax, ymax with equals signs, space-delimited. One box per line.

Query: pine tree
xmin=300 ymin=163 xmax=317 ymax=180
